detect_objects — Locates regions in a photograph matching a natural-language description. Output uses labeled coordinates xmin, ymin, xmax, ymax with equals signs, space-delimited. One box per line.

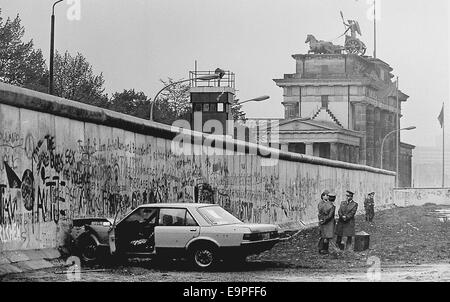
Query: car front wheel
xmin=191 ymin=245 xmax=217 ymax=270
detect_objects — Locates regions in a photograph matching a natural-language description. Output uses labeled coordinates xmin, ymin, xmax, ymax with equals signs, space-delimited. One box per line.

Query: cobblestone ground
xmin=1 ymin=204 xmax=449 ymax=282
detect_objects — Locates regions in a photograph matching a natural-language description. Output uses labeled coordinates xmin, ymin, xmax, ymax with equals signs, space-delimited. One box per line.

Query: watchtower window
xmin=210 ymin=103 xmax=217 ymax=112
xmin=194 ymin=103 xmax=202 ymax=111
xmin=217 ymin=103 xmax=224 ymax=112
xmin=203 ymin=104 xmax=210 ymax=112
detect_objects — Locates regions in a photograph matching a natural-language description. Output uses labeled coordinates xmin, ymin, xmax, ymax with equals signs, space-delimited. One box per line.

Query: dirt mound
xmin=250 ymin=205 xmax=450 ymax=270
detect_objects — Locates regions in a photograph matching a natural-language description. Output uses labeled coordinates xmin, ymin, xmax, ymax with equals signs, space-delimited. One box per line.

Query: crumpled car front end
xmin=69 ymin=217 xmax=113 ymax=256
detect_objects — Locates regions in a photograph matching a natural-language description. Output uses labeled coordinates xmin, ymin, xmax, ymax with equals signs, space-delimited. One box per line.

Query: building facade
xmin=272 ymin=54 xmax=414 ymax=186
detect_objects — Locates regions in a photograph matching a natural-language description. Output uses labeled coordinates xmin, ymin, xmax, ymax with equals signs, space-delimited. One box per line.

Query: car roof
xmin=72 ymin=217 xmax=110 ymax=220
xmin=137 ymin=203 xmax=217 ymax=209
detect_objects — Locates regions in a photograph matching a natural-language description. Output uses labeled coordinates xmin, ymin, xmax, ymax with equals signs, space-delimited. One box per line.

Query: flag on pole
xmin=438 ymin=104 xmax=444 ymax=128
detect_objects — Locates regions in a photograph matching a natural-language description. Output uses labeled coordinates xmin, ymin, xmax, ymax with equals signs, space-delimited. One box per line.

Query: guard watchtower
xmin=190 ymin=69 xmax=235 ymax=135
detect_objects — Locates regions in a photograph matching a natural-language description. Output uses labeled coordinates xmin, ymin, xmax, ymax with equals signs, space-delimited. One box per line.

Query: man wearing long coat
xmin=364 ymin=192 xmax=375 ymax=222
xmin=317 ymin=190 xmax=329 ymax=254
xmin=318 ymin=192 xmax=336 ymax=254
xmin=335 ymin=190 xmax=358 ymax=250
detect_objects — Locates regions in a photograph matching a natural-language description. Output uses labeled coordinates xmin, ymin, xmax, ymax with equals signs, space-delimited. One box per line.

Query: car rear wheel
xmin=191 ymin=245 xmax=217 ymax=270
xmin=79 ymin=234 xmax=99 ymax=263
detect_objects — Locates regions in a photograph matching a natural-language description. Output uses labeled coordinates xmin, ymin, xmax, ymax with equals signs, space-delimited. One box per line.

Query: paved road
xmin=1 ymin=259 xmax=449 ymax=282
xmin=272 ymin=263 xmax=450 ymax=282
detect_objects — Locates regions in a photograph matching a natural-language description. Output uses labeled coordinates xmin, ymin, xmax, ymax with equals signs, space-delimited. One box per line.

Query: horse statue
xmin=305 ymin=34 xmax=344 ymax=54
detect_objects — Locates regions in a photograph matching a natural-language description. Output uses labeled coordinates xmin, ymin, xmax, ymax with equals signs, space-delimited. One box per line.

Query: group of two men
xmin=317 ymin=190 xmax=369 ymax=254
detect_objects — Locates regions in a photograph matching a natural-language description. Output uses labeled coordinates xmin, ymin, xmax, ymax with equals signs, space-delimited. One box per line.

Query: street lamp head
xmin=237 ymin=95 xmax=270 ymax=105
xmin=251 ymin=95 xmax=270 ymax=102
xmin=52 ymin=0 xmax=64 ymax=14
xmin=403 ymin=126 xmax=416 ymax=131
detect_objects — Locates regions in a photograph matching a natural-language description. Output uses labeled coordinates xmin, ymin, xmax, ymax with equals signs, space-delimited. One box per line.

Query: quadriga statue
xmin=305 ymin=34 xmax=344 ymax=55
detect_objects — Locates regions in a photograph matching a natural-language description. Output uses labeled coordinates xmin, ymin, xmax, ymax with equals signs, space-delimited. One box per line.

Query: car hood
xmin=72 ymin=217 xmax=114 ymax=228
xmin=235 ymin=223 xmax=279 ymax=233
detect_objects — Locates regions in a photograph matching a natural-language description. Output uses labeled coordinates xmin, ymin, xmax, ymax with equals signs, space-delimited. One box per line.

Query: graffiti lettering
xmin=0 ymin=223 xmax=22 ymax=243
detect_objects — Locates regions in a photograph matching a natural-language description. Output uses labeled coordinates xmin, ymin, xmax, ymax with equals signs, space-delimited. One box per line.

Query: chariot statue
xmin=305 ymin=11 xmax=367 ymax=56
xmin=340 ymin=11 xmax=367 ymax=55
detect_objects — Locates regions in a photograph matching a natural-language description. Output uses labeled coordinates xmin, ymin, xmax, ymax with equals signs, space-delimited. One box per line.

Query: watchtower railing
xmin=189 ymin=70 xmax=235 ymax=89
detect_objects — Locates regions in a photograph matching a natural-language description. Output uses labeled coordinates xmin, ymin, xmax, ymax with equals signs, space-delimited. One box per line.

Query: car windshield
xmin=197 ymin=206 xmax=242 ymax=225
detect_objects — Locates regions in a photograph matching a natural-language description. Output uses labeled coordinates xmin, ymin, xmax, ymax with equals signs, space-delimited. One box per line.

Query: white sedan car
xmin=71 ymin=203 xmax=281 ymax=270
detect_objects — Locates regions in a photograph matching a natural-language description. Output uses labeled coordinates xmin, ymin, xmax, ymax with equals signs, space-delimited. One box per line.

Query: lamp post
xmin=380 ymin=126 xmax=416 ymax=176
xmin=49 ymin=0 xmax=64 ymax=95
xmin=149 ymin=73 xmax=222 ymax=121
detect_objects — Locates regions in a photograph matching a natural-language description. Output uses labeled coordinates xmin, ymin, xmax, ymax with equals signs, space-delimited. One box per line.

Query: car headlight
xmin=243 ymin=233 xmax=253 ymax=240
xmin=243 ymin=233 xmax=269 ymax=241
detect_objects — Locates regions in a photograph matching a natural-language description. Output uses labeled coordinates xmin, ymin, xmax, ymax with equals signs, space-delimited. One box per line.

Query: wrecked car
xmin=70 ymin=203 xmax=281 ymax=270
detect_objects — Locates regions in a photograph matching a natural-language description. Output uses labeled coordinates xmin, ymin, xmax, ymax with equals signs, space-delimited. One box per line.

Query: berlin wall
xmin=394 ymin=188 xmax=450 ymax=207
xmin=0 ymin=83 xmax=395 ymax=252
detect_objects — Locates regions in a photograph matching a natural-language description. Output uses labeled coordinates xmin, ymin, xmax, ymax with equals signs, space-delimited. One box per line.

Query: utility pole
xmin=373 ymin=0 xmax=377 ymax=58
xmin=396 ymin=77 xmax=399 ymax=187
xmin=443 ymin=102 xmax=445 ymax=188
xmin=49 ymin=0 xmax=64 ymax=95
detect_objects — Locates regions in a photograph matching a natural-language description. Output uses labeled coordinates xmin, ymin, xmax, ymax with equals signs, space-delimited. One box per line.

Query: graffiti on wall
xmin=394 ymin=188 xmax=450 ymax=207
xmin=0 ymin=129 xmax=294 ymax=246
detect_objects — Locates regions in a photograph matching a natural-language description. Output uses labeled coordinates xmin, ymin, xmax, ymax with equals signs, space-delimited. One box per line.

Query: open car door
xmin=112 ymin=207 xmax=159 ymax=255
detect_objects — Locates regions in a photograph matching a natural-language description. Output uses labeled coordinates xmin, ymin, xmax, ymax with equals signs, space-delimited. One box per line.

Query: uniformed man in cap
xmin=364 ymin=192 xmax=375 ymax=222
xmin=335 ymin=190 xmax=358 ymax=250
xmin=317 ymin=190 xmax=330 ymax=254
xmin=318 ymin=191 xmax=336 ymax=254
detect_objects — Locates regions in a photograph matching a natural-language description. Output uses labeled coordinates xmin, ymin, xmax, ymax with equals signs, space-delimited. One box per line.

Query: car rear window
xmin=159 ymin=208 xmax=198 ymax=226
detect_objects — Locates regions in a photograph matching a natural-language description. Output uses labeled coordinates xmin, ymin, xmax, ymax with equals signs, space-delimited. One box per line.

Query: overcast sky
xmin=0 ymin=0 xmax=449 ymax=147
